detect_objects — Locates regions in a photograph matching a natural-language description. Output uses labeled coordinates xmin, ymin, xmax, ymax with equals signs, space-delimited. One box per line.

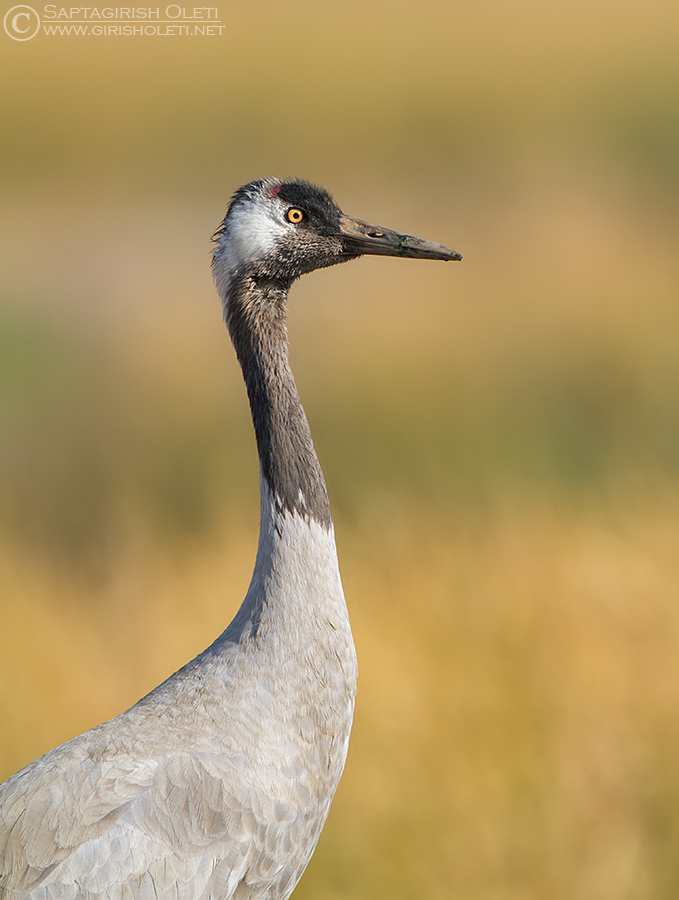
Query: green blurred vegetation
xmin=2 ymin=0 xmax=679 ymax=897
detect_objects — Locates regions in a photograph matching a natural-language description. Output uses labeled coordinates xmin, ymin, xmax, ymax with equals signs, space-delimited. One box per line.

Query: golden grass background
xmin=1 ymin=1 xmax=679 ymax=896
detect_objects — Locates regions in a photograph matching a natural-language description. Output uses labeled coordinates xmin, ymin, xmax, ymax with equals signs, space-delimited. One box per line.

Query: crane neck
xmin=223 ymin=272 xmax=332 ymax=530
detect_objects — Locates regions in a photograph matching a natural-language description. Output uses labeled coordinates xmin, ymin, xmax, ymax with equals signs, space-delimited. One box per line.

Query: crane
xmin=0 ymin=178 xmax=461 ymax=900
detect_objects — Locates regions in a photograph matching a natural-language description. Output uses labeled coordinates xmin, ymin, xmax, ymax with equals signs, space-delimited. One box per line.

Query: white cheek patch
xmin=218 ymin=202 xmax=288 ymax=276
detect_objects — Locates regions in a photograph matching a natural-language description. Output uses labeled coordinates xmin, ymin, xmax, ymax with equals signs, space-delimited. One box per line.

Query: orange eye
xmin=286 ymin=207 xmax=305 ymax=224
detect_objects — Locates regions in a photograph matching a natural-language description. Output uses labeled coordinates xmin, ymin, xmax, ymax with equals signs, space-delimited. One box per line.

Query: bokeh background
xmin=1 ymin=0 xmax=679 ymax=896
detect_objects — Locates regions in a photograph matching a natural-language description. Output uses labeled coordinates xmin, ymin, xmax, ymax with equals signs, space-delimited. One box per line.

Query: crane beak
xmin=337 ymin=213 xmax=462 ymax=262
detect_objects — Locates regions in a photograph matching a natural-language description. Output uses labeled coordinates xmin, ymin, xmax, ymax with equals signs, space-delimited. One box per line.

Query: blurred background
xmin=1 ymin=0 xmax=679 ymax=896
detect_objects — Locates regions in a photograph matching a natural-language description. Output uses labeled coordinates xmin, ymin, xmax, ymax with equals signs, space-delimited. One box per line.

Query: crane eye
xmin=285 ymin=207 xmax=305 ymax=224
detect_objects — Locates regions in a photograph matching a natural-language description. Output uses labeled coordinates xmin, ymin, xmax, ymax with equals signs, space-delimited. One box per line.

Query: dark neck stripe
xmin=225 ymin=273 xmax=332 ymax=529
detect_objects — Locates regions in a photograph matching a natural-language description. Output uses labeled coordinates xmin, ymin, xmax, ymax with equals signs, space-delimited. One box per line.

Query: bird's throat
xmin=224 ymin=274 xmax=333 ymax=529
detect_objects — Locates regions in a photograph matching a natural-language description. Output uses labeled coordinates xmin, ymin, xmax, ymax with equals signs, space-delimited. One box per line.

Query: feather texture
xmin=1 ymin=490 xmax=357 ymax=900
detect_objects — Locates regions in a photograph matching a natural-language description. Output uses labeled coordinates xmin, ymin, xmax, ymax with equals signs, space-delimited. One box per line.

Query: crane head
xmin=212 ymin=178 xmax=461 ymax=297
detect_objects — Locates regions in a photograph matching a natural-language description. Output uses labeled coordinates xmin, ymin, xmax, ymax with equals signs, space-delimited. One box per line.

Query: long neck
xmin=224 ymin=273 xmax=332 ymax=529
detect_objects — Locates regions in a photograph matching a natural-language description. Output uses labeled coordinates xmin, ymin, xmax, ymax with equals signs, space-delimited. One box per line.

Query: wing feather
xmin=0 ymin=744 xmax=304 ymax=900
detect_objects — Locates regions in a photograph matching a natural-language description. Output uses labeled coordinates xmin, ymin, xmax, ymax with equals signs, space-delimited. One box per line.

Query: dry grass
xmin=4 ymin=497 xmax=679 ymax=898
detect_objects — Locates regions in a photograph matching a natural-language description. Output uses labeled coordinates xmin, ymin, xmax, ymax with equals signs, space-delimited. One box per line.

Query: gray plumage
xmin=0 ymin=178 xmax=461 ymax=900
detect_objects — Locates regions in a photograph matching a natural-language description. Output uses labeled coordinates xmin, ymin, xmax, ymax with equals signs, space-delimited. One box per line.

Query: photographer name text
xmin=43 ymin=6 xmax=218 ymax=17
